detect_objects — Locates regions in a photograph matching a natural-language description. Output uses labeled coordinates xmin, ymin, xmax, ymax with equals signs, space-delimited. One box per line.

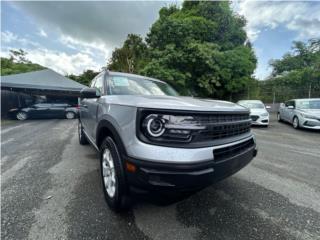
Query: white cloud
xmin=1 ymin=31 xmax=40 ymax=47
xmin=38 ymin=29 xmax=47 ymax=38
xmin=25 ymin=49 xmax=102 ymax=75
xmin=1 ymin=30 xmax=103 ymax=75
xmin=237 ymin=1 xmax=320 ymax=42
xmin=59 ymin=35 xmax=110 ymax=58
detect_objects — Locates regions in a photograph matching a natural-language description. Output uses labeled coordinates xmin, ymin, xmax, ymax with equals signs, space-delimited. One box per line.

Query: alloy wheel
xmin=102 ymin=148 xmax=116 ymax=198
xmin=293 ymin=117 xmax=299 ymax=129
xmin=17 ymin=112 xmax=27 ymax=120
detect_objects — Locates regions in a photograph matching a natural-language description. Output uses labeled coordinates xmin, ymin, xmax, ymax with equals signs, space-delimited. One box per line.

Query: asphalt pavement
xmin=1 ymin=116 xmax=320 ymax=240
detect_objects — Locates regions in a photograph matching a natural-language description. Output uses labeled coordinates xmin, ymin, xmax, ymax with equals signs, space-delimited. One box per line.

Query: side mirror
xmin=280 ymin=103 xmax=285 ymax=108
xmin=287 ymin=105 xmax=294 ymax=109
xmin=80 ymin=87 xmax=101 ymax=99
xmin=266 ymin=106 xmax=271 ymax=109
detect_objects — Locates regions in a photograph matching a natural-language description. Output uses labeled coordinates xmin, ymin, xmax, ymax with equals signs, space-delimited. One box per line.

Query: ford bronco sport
xmin=78 ymin=70 xmax=257 ymax=211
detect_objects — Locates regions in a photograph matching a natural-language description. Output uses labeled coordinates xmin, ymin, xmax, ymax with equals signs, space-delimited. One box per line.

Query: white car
xmin=278 ymin=98 xmax=320 ymax=129
xmin=237 ymin=100 xmax=269 ymax=126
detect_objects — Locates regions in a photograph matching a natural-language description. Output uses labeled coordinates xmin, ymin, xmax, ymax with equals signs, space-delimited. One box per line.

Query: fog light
xmin=126 ymin=162 xmax=137 ymax=173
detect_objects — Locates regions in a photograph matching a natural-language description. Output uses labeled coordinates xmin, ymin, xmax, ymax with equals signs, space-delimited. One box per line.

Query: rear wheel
xmin=65 ymin=111 xmax=75 ymax=119
xmin=100 ymin=137 xmax=131 ymax=211
xmin=277 ymin=113 xmax=282 ymax=122
xmin=78 ymin=120 xmax=88 ymax=145
xmin=16 ymin=111 xmax=28 ymax=121
xmin=292 ymin=116 xmax=299 ymax=129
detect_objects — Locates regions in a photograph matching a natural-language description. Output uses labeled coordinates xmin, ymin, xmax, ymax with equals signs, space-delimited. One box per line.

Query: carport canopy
xmin=1 ymin=69 xmax=87 ymax=96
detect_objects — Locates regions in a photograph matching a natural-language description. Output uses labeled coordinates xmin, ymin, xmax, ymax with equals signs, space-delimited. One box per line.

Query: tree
xmin=260 ymin=39 xmax=320 ymax=101
xmin=9 ymin=49 xmax=30 ymax=63
xmin=107 ymin=34 xmax=148 ymax=73
xmin=1 ymin=49 xmax=45 ymax=76
xmin=67 ymin=69 xmax=99 ymax=86
xmin=140 ymin=1 xmax=256 ymax=98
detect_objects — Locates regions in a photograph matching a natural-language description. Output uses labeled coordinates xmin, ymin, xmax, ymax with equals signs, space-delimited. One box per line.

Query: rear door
xmin=283 ymin=101 xmax=294 ymax=121
xmin=31 ymin=103 xmax=51 ymax=118
xmin=49 ymin=103 xmax=68 ymax=118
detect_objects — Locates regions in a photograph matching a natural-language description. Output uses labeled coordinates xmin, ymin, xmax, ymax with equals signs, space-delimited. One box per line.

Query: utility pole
xmin=308 ymin=84 xmax=311 ymax=98
xmin=272 ymin=91 xmax=275 ymax=105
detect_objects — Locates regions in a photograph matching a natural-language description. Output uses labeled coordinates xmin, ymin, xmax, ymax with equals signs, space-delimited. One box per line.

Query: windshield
xmin=239 ymin=102 xmax=265 ymax=109
xmin=296 ymin=100 xmax=320 ymax=109
xmin=107 ymin=75 xmax=179 ymax=96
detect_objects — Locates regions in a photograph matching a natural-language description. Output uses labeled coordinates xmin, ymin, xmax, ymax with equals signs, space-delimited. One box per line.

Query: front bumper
xmin=125 ymin=139 xmax=257 ymax=193
xmin=251 ymin=115 xmax=269 ymax=126
xmin=300 ymin=117 xmax=320 ymax=129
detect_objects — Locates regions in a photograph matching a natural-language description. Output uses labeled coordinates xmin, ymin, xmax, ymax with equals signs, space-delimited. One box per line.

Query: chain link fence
xmin=232 ymin=86 xmax=320 ymax=112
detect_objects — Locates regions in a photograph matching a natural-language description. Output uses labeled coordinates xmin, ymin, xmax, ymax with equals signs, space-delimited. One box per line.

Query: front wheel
xmin=16 ymin=111 xmax=28 ymax=121
xmin=78 ymin=120 xmax=88 ymax=145
xmin=292 ymin=116 xmax=299 ymax=129
xmin=277 ymin=113 xmax=282 ymax=122
xmin=65 ymin=111 xmax=76 ymax=119
xmin=100 ymin=137 xmax=131 ymax=211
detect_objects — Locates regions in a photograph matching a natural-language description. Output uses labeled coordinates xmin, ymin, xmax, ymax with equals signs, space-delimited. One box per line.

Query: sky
xmin=1 ymin=1 xmax=320 ymax=80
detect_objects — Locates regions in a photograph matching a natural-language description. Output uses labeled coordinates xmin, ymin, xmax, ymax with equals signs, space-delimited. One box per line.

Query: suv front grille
xmin=192 ymin=114 xmax=251 ymax=142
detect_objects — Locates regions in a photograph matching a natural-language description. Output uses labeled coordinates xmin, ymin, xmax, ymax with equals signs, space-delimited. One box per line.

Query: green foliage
xmin=1 ymin=49 xmax=45 ymax=76
xmin=67 ymin=69 xmax=99 ymax=86
xmin=107 ymin=34 xmax=148 ymax=74
xmin=141 ymin=1 xmax=256 ymax=99
xmin=259 ymin=39 xmax=320 ymax=102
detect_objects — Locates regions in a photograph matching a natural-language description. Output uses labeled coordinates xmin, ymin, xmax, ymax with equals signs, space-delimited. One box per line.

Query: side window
xmin=285 ymin=101 xmax=294 ymax=108
xmin=94 ymin=74 xmax=105 ymax=94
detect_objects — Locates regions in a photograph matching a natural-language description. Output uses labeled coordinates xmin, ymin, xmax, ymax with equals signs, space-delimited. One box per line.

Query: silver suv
xmin=78 ymin=70 xmax=257 ymax=211
xmin=278 ymin=98 xmax=320 ymax=129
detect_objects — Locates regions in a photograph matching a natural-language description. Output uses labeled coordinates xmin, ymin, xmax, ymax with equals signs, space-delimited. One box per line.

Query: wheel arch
xmin=96 ymin=119 xmax=127 ymax=157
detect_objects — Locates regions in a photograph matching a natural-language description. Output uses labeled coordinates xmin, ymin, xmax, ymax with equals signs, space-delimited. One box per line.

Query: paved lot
xmin=1 ymin=116 xmax=320 ymax=240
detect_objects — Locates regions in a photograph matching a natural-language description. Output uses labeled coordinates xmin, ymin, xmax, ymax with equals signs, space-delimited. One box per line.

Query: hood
xmin=103 ymin=95 xmax=247 ymax=112
xmin=298 ymin=109 xmax=320 ymax=116
xmin=249 ymin=108 xmax=268 ymax=115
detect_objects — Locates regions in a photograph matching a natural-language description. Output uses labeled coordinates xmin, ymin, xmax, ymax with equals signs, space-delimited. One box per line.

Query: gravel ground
xmin=1 ymin=116 xmax=320 ymax=240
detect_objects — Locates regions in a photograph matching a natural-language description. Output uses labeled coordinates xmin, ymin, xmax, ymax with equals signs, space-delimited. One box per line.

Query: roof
xmin=1 ymin=69 xmax=86 ymax=92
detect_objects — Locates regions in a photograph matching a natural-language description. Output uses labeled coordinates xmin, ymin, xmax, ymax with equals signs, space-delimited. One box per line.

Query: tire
xmin=100 ymin=136 xmax=131 ymax=211
xmin=65 ymin=111 xmax=76 ymax=119
xmin=78 ymin=120 xmax=88 ymax=145
xmin=16 ymin=111 xmax=28 ymax=121
xmin=277 ymin=113 xmax=282 ymax=122
xmin=292 ymin=116 xmax=299 ymax=129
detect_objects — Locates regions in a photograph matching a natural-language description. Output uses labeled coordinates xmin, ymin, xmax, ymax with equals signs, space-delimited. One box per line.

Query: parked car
xmin=237 ymin=100 xmax=269 ymax=126
xmin=278 ymin=98 xmax=320 ymax=129
xmin=78 ymin=70 xmax=258 ymax=211
xmin=9 ymin=103 xmax=78 ymax=120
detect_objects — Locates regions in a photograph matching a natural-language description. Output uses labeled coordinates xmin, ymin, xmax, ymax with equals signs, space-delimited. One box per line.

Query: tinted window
xmin=107 ymin=75 xmax=178 ymax=96
xmin=285 ymin=101 xmax=294 ymax=107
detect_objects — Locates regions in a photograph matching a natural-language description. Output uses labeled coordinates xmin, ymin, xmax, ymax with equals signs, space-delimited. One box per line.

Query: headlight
xmin=261 ymin=112 xmax=269 ymax=117
xmin=300 ymin=113 xmax=318 ymax=119
xmin=140 ymin=113 xmax=205 ymax=143
xmin=143 ymin=114 xmax=166 ymax=137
